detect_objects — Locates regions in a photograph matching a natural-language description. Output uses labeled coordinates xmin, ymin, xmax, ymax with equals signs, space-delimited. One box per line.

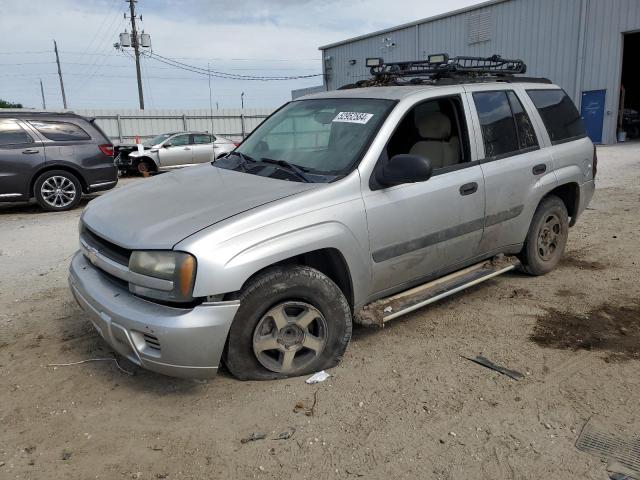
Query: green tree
xmin=0 ymin=99 xmax=23 ymax=108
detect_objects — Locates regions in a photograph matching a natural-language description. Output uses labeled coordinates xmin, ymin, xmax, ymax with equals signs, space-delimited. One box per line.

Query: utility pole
xmin=53 ymin=40 xmax=67 ymax=109
xmin=39 ymin=79 xmax=46 ymax=109
xmin=128 ymin=0 xmax=145 ymax=109
xmin=208 ymin=62 xmax=214 ymax=134
xmin=241 ymin=92 xmax=245 ymax=109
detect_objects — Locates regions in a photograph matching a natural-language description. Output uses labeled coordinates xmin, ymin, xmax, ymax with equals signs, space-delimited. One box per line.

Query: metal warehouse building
xmin=319 ymin=0 xmax=640 ymax=144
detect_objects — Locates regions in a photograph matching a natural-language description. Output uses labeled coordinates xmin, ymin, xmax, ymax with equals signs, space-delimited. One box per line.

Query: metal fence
xmin=72 ymin=108 xmax=275 ymax=145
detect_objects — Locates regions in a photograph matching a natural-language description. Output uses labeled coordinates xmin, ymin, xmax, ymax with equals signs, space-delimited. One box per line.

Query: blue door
xmin=581 ymin=90 xmax=606 ymax=143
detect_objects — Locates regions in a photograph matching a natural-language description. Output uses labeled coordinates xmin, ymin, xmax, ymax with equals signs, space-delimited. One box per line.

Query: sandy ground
xmin=1 ymin=144 xmax=639 ymax=480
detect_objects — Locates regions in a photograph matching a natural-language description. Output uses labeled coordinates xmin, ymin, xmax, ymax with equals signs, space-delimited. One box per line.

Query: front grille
xmin=82 ymin=225 xmax=131 ymax=266
xmin=143 ymin=333 xmax=161 ymax=351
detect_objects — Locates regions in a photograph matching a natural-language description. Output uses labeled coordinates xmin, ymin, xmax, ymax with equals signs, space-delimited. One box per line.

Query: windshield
xmin=143 ymin=133 xmax=172 ymax=147
xmin=214 ymin=98 xmax=395 ymax=183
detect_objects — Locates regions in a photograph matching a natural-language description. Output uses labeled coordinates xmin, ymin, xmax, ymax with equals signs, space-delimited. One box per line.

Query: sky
xmin=0 ymin=0 xmax=485 ymax=110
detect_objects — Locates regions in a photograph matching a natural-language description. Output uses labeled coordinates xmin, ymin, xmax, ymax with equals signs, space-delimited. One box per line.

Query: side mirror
xmin=376 ymin=154 xmax=433 ymax=187
xmin=163 ymin=142 xmax=172 ymax=148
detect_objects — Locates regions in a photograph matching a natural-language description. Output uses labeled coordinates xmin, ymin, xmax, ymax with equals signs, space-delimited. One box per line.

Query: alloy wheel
xmin=40 ymin=176 xmax=77 ymax=208
xmin=537 ymin=213 xmax=562 ymax=261
xmin=252 ymin=301 xmax=327 ymax=374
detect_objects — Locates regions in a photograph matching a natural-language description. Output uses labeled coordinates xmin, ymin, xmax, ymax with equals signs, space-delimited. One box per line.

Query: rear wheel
xmin=223 ymin=266 xmax=352 ymax=380
xmin=518 ymin=195 xmax=569 ymax=275
xmin=34 ymin=170 xmax=82 ymax=211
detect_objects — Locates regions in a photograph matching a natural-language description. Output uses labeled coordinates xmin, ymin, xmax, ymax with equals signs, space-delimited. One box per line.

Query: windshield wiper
xmin=226 ymin=151 xmax=257 ymax=171
xmin=259 ymin=157 xmax=312 ymax=183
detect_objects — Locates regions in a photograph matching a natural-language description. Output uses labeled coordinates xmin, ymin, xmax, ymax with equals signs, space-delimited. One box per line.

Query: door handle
xmin=183 ymin=147 xmax=191 ymax=150
xmin=22 ymin=148 xmax=40 ymax=154
xmin=532 ymin=164 xmax=547 ymax=175
xmin=459 ymin=182 xmax=478 ymax=196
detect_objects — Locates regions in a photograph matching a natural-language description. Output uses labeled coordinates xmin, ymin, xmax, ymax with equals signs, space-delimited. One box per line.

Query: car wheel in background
xmin=137 ymin=158 xmax=155 ymax=176
xmin=518 ymin=195 xmax=569 ymax=275
xmin=223 ymin=265 xmax=352 ymax=380
xmin=34 ymin=170 xmax=83 ymax=212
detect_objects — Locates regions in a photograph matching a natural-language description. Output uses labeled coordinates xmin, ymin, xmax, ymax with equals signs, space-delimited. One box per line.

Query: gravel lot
xmin=1 ymin=144 xmax=639 ymax=479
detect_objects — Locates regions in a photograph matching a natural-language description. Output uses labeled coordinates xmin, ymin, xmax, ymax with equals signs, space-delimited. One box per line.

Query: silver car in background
xmin=127 ymin=131 xmax=237 ymax=174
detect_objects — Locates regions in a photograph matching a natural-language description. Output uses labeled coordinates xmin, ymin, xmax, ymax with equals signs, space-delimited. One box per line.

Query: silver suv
xmin=69 ymin=64 xmax=595 ymax=380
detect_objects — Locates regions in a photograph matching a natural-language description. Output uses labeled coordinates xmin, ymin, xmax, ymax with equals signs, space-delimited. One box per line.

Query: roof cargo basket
xmin=339 ymin=54 xmax=551 ymax=89
xmin=370 ymin=54 xmax=527 ymax=78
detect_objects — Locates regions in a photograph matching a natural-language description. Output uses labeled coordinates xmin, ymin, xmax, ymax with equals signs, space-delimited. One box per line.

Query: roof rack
xmin=338 ymin=53 xmax=551 ymax=89
xmin=370 ymin=54 xmax=527 ymax=77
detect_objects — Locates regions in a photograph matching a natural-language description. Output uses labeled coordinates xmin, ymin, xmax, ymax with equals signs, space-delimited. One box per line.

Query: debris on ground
xmin=240 ymin=432 xmax=266 ymax=444
xmin=461 ymin=355 xmax=524 ymax=380
xmin=61 ymin=449 xmax=72 ymax=461
xmin=305 ymin=370 xmax=331 ymax=384
xmin=273 ymin=427 xmax=296 ymax=440
xmin=44 ymin=357 xmax=134 ymax=375
xmin=293 ymin=390 xmax=318 ymax=416
xmin=576 ymin=416 xmax=640 ymax=479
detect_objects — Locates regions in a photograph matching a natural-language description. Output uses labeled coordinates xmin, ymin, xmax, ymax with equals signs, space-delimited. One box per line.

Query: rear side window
xmin=29 ymin=120 xmax=91 ymax=141
xmin=526 ymin=89 xmax=586 ymax=144
xmin=0 ymin=119 xmax=33 ymax=146
xmin=506 ymin=91 xmax=538 ymax=150
xmin=192 ymin=134 xmax=213 ymax=144
xmin=473 ymin=91 xmax=520 ymax=158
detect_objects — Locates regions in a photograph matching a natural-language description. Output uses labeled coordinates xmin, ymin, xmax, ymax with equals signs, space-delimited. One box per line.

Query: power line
xmin=143 ymin=51 xmax=322 ymax=81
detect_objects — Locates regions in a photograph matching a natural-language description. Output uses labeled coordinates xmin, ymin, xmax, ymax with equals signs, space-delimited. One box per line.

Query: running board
xmin=355 ymin=255 xmax=520 ymax=327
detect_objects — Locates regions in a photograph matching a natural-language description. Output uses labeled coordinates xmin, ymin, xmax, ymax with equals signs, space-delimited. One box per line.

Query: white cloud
xmin=0 ymin=0 xmax=484 ymax=109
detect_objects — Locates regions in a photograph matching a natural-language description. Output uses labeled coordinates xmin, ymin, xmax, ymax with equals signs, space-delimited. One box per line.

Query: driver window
xmin=169 ymin=134 xmax=190 ymax=146
xmin=386 ymin=96 xmax=469 ymax=172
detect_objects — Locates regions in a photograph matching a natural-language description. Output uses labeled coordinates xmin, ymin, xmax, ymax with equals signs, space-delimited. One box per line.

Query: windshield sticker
xmin=333 ymin=112 xmax=374 ymax=124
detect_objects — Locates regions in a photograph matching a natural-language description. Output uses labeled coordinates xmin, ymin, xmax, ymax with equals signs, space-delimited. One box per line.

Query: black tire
xmin=223 ymin=266 xmax=352 ymax=381
xmin=34 ymin=170 xmax=83 ymax=212
xmin=136 ymin=158 xmax=155 ymax=176
xmin=518 ymin=195 xmax=569 ymax=276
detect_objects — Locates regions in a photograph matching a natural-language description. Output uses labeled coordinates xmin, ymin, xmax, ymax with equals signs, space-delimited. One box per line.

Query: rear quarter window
xmin=526 ymin=89 xmax=586 ymax=144
xmin=28 ymin=120 xmax=91 ymax=141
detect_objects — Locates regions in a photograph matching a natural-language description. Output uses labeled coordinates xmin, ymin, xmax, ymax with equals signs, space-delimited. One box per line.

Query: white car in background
xmin=126 ymin=131 xmax=238 ymax=174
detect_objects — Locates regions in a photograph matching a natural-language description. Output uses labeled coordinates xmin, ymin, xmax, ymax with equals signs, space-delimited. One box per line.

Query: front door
xmin=157 ymin=133 xmax=193 ymax=168
xmin=363 ymin=94 xmax=485 ymax=296
xmin=581 ymin=90 xmax=606 ymax=144
xmin=0 ymin=119 xmax=46 ymax=200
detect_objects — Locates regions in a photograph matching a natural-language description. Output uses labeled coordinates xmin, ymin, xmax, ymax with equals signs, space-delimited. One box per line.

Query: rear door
xmin=157 ymin=133 xmax=193 ymax=168
xmin=466 ymin=86 xmax=556 ymax=253
xmin=0 ymin=119 xmax=45 ymax=200
xmin=191 ymin=133 xmax=215 ymax=163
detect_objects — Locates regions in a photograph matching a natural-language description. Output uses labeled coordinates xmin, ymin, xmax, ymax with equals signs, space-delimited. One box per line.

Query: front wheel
xmin=223 ymin=266 xmax=352 ymax=380
xmin=518 ymin=195 xmax=569 ymax=275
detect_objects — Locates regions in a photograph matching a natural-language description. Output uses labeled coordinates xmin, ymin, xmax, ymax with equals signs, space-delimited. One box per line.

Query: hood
xmin=82 ymin=164 xmax=316 ymax=249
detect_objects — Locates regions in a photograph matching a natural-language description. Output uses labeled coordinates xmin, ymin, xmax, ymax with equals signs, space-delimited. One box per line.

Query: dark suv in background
xmin=0 ymin=112 xmax=117 ymax=211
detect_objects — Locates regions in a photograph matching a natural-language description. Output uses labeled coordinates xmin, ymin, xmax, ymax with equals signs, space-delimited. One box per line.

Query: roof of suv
xmin=300 ymin=81 xmax=559 ymax=101
xmin=0 ymin=110 xmax=86 ymax=118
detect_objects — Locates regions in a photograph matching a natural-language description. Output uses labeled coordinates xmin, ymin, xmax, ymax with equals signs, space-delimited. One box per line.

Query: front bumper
xmin=68 ymin=252 xmax=239 ymax=378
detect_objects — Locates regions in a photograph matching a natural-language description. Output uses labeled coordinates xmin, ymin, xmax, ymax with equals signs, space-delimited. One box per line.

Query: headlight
xmin=129 ymin=251 xmax=196 ymax=302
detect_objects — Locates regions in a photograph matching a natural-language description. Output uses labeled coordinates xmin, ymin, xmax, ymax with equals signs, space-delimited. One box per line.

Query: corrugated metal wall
xmin=322 ymin=0 xmax=640 ymax=144
xmin=72 ymin=108 xmax=274 ymax=144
